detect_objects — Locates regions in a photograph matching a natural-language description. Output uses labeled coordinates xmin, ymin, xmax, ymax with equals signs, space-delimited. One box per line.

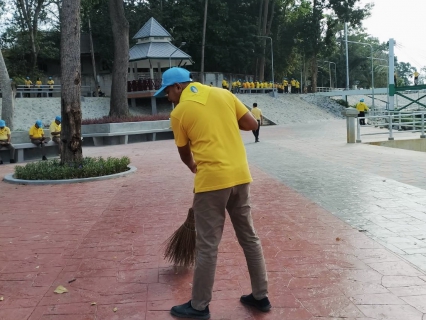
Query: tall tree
xmin=108 ymin=0 xmax=129 ymax=117
xmin=60 ymin=0 xmax=83 ymax=163
xmin=0 ymin=49 xmax=14 ymax=129
xmin=300 ymin=0 xmax=370 ymax=92
xmin=14 ymin=0 xmax=49 ymax=71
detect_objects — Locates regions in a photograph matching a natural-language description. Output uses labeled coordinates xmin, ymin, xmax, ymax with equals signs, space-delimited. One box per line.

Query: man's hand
xmin=188 ymin=161 xmax=197 ymax=173
xmin=177 ymin=143 xmax=197 ymax=174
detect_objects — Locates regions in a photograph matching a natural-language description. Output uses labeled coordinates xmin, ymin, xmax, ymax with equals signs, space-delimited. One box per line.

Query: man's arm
xmin=238 ymin=111 xmax=259 ymax=131
xmin=7 ymin=133 xmax=11 ymax=143
xmin=177 ymin=142 xmax=197 ymax=173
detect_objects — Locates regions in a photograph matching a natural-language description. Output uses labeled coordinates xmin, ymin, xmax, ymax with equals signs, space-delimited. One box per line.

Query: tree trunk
xmin=0 ymin=50 xmax=14 ymax=129
xmin=311 ymin=56 xmax=318 ymax=93
xmin=60 ymin=0 xmax=82 ymax=164
xmin=259 ymin=0 xmax=269 ymax=81
xmin=200 ymin=0 xmax=208 ymax=84
xmin=16 ymin=0 xmax=44 ymax=72
xmin=109 ymin=0 xmax=129 ymax=117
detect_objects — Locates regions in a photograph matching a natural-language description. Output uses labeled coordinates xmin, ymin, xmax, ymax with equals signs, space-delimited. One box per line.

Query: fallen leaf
xmin=0 ymin=296 xmax=4 ymax=301
xmin=336 ymin=237 xmax=341 ymax=241
xmin=53 ymin=285 xmax=68 ymax=294
xmin=91 ymin=302 xmax=97 ymax=306
xmin=113 ymin=307 xmax=118 ymax=312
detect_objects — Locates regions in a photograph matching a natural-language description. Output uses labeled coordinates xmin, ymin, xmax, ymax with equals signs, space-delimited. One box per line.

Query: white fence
xmin=356 ymin=110 xmax=426 ymax=142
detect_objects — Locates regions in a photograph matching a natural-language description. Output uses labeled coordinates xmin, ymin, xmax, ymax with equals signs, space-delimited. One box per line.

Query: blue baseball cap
xmin=360 ymin=98 xmax=364 ymax=102
xmin=154 ymin=68 xmax=192 ymax=98
xmin=0 ymin=120 xmax=5 ymax=127
xmin=35 ymin=120 xmax=42 ymax=127
xmin=55 ymin=116 xmax=61 ymax=122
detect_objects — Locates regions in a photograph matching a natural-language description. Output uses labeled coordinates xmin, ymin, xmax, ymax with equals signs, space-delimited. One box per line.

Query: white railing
xmin=356 ymin=110 xmax=426 ymax=142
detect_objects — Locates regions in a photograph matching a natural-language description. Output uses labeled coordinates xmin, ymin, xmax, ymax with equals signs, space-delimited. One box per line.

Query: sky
xmin=360 ymin=0 xmax=426 ymax=72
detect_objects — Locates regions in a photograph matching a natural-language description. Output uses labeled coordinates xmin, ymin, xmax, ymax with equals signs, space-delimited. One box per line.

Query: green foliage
xmin=14 ymin=156 xmax=131 ymax=180
xmin=335 ymin=99 xmax=349 ymax=108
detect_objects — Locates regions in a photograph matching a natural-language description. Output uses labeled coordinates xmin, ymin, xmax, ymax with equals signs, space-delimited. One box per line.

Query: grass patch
xmin=82 ymin=113 xmax=170 ymax=125
xmin=14 ymin=156 xmax=131 ymax=180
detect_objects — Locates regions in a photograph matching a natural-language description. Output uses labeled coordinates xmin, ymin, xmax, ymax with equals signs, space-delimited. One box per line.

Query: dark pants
xmin=252 ymin=120 xmax=260 ymax=141
xmin=31 ymin=138 xmax=50 ymax=157
xmin=49 ymin=89 xmax=53 ymax=97
xmin=284 ymin=86 xmax=288 ymax=93
xmin=358 ymin=111 xmax=366 ymax=125
xmin=37 ymin=88 xmax=41 ymax=97
xmin=0 ymin=141 xmax=15 ymax=161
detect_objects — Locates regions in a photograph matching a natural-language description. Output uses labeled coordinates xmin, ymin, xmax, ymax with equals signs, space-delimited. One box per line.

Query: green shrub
xmin=335 ymin=99 xmax=350 ymax=108
xmin=14 ymin=156 xmax=131 ymax=180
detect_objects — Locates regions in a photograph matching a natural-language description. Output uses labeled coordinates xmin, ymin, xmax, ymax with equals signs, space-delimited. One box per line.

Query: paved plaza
xmin=1 ymin=119 xmax=426 ymax=319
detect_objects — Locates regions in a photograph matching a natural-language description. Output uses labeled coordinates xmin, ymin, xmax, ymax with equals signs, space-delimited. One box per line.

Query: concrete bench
xmin=82 ymin=128 xmax=173 ymax=146
xmin=0 ymin=141 xmax=59 ymax=163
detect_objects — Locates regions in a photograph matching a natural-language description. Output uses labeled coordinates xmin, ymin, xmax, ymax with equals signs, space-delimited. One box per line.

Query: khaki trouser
xmin=52 ymin=135 xmax=62 ymax=153
xmin=0 ymin=141 xmax=15 ymax=160
xmin=191 ymin=183 xmax=268 ymax=310
xmin=31 ymin=138 xmax=50 ymax=157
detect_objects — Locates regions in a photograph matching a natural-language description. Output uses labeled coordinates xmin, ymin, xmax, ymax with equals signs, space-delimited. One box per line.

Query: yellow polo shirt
xmin=36 ymin=80 xmax=42 ymax=88
xmin=356 ymin=102 xmax=369 ymax=112
xmin=251 ymin=107 xmax=262 ymax=121
xmin=47 ymin=80 xmax=54 ymax=89
xmin=0 ymin=127 xmax=11 ymax=140
xmin=49 ymin=121 xmax=61 ymax=138
xmin=29 ymin=125 xmax=44 ymax=139
xmin=25 ymin=80 xmax=32 ymax=87
xmin=171 ymin=82 xmax=252 ymax=193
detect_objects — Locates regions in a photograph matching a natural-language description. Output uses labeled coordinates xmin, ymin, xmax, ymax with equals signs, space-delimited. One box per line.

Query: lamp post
xmin=256 ymin=35 xmax=276 ymax=98
xmin=346 ymin=40 xmax=375 ymax=110
xmin=169 ymin=42 xmax=186 ymax=69
xmin=323 ymin=61 xmax=337 ymax=89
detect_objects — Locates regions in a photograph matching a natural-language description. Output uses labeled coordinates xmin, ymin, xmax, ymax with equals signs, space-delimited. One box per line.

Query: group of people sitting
xmin=220 ymin=78 xmax=302 ymax=94
xmin=23 ymin=77 xmax=55 ymax=97
xmin=0 ymin=116 xmax=62 ymax=164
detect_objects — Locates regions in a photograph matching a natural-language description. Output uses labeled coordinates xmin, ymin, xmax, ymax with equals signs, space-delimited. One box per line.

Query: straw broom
xmin=163 ymin=207 xmax=196 ymax=268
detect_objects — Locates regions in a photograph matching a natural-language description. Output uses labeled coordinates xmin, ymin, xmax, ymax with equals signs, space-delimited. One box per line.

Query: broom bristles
xmin=163 ymin=208 xmax=196 ymax=268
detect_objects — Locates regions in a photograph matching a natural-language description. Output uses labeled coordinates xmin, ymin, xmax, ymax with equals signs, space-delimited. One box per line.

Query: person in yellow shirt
xmin=290 ymin=78 xmax=296 ymax=93
xmin=29 ymin=120 xmax=50 ymax=160
xmin=251 ymin=103 xmax=263 ymax=143
xmin=35 ymin=77 xmax=42 ymax=97
xmin=24 ymin=77 xmax=32 ymax=97
xmin=47 ymin=77 xmax=54 ymax=97
xmin=295 ymin=80 xmax=300 ymax=93
xmin=355 ymin=98 xmax=369 ymax=125
xmin=222 ymin=78 xmax=228 ymax=90
xmin=414 ymin=71 xmax=420 ymax=85
xmin=154 ymin=68 xmax=270 ymax=318
xmin=283 ymin=79 xmax=288 ymax=93
xmin=0 ymin=120 xmax=15 ymax=164
xmin=50 ymin=116 xmax=62 ymax=154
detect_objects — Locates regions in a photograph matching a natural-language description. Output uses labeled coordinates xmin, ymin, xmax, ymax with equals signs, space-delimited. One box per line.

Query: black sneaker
xmin=240 ymin=293 xmax=271 ymax=312
xmin=170 ymin=301 xmax=210 ymax=319
xmin=10 ymin=159 xmax=15 ymax=163
xmin=42 ymin=156 xmax=47 ymax=161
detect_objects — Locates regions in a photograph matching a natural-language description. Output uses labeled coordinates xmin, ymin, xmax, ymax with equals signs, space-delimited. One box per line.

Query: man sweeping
xmin=155 ymin=67 xmax=270 ymax=319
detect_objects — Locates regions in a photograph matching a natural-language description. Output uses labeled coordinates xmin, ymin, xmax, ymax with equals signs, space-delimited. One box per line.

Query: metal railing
xmin=356 ymin=110 xmax=426 ymax=142
xmin=8 ymin=85 xmax=93 ymax=98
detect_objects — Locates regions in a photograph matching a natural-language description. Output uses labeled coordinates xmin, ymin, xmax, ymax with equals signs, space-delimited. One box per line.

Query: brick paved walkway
xmin=1 ymin=120 xmax=426 ymax=319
